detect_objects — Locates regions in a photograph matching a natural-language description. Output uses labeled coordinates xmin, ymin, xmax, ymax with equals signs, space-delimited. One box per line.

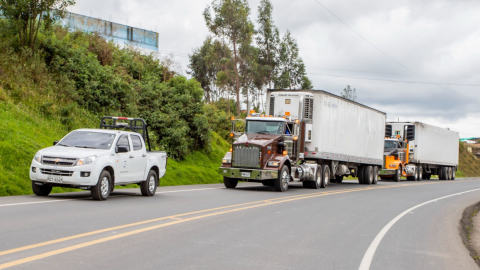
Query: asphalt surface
xmin=1 ymin=178 xmax=480 ymax=270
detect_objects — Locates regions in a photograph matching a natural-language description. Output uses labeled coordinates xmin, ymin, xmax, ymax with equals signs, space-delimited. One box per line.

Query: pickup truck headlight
xmin=77 ymin=155 xmax=97 ymax=166
xmin=267 ymin=161 xmax=280 ymax=167
xmin=33 ymin=152 xmax=42 ymax=163
xmin=222 ymin=158 xmax=231 ymax=164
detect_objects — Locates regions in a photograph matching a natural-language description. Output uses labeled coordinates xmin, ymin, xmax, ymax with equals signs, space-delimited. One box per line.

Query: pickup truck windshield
xmin=246 ymin=121 xmax=284 ymax=135
xmin=58 ymin=131 xmax=116 ymax=150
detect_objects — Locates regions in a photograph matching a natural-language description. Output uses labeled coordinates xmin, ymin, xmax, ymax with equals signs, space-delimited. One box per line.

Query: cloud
xmin=71 ymin=0 xmax=480 ymax=137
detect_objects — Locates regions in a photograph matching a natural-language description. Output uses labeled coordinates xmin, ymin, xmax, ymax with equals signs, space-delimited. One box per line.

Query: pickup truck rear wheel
xmin=141 ymin=170 xmax=158 ymax=196
xmin=223 ymin=177 xmax=238 ymax=189
xmin=91 ymin=170 xmax=111 ymax=201
xmin=275 ymin=165 xmax=290 ymax=192
xmin=32 ymin=182 xmax=52 ymax=196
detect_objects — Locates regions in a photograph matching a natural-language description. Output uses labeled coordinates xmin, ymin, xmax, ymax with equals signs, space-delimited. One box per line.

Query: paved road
xmin=1 ymin=178 xmax=480 ymax=270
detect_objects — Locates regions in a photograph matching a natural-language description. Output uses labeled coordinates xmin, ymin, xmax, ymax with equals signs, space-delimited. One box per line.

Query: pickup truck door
xmin=115 ymin=135 xmax=132 ymax=183
xmin=129 ymin=134 xmax=147 ymax=181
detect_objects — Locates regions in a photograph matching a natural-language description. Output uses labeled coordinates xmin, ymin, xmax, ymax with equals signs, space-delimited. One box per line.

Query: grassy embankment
xmin=457 ymin=142 xmax=480 ymax=177
xmin=0 ymin=95 xmax=229 ymax=196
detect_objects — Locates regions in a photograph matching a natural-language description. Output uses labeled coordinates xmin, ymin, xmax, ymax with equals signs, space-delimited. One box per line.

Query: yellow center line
xmin=0 ymin=179 xmax=476 ymax=269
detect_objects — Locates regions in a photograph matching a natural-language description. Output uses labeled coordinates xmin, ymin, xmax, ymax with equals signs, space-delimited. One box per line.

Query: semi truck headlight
xmin=34 ymin=152 xmax=42 ymax=163
xmin=222 ymin=158 xmax=231 ymax=164
xmin=77 ymin=156 xmax=97 ymax=166
xmin=267 ymin=161 xmax=280 ymax=167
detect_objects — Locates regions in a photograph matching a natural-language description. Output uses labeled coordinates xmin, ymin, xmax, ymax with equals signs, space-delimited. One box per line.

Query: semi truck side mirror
xmin=53 ymin=140 xmax=59 ymax=146
xmin=117 ymin=146 xmax=129 ymax=153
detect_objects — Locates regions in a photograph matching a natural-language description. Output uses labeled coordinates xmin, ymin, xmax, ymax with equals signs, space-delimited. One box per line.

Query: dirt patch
xmin=460 ymin=202 xmax=480 ymax=267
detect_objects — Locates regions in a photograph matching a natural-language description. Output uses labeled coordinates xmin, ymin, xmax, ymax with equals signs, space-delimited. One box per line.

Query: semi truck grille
xmin=233 ymin=145 xmax=261 ymax=168
xmin=40 ymin=169 xmax=74 ymax=177
xmin=42 ymin=156 xmax=78 ymax=166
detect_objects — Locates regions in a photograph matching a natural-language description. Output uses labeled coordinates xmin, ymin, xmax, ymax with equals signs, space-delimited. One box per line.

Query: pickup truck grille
xmin=42 ymin=156 xmax=78 ymax=166
xmin=40 ymin=169 xmax=74 ymax=177
xmin=233 ymin=145 xmax=261 ymax=168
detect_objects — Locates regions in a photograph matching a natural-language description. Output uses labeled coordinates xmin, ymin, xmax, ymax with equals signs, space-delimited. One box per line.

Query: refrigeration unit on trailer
xmin=380 ymin=122 xmax=459 ymax=181
xmin=219 ymin=89 xmax=386 ymax=192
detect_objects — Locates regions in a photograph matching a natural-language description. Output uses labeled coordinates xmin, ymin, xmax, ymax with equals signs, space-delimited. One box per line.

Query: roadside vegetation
xmin=0 ymin=1 xmax=232 ymax=196
xmin=457 ymin=142 xmax=480 ymax=177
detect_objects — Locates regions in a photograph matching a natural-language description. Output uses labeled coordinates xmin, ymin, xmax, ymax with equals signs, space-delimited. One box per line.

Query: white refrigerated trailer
xmin=381 ymin=122 xmax=459 ymax=180
xmin=220 ymin=89 xmax=386 ymax=192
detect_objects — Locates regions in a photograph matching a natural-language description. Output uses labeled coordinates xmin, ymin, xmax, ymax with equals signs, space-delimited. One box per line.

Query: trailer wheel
xmin=452 ymin=168 xmax=456 ymax=180
xmin=223 ymin=177 xmax=238 ymax=188
xmin=363 ymin=166 xmax=373 ymax=185
xmin=372 ymin=167 xmax=378 ymax=184
xmin=358 ymin=166 xmax=365 ymax=184
xmin=32 ymin=182 xmax=52 ymax=196
xmin=321 ymin=165 xmax=330 ymax=188
xmin=335 ymin=175 xmax=344 ymax=184
xmin=447 ymin=167 xmax=453 ymax=180
xmin=275 ymin=165 xmax=290 ymax=192
xmin=393 ymin=166 xmax=402 ymax=182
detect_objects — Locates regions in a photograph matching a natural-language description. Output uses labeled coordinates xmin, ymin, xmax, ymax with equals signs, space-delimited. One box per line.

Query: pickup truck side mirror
xmin=117 ymin=145 xmax=129 ymax=153
xmin=53 ymin=140 xmax=59 ymax=146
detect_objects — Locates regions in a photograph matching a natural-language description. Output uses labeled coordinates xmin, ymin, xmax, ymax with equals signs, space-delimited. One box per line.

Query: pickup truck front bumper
xmin=219 ymin=167 xmax=278 ymax=180
xmin=30 ymin=160 xmax=101 ymax=187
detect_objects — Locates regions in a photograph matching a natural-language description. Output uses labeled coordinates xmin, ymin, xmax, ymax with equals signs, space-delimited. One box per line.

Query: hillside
xmin=0 ymin=96 xmax=229 ymax=196
xmin=457 ymin=142 xmax=480 ymax=177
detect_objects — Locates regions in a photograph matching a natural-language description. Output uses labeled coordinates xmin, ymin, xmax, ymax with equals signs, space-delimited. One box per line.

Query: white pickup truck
xmin=30 ymin=117 xmax=167 ymax=200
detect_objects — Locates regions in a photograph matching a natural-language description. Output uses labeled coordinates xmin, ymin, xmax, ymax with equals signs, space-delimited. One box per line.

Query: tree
xmin=256 ymin=0 xmax=280 ymax=90
xmin=274 ymin=30 xmax=311 ymax=90
xmin=0 ymin=0 xmax=75 ymax=51
xmin=204 ymin=0 xmax=254 ymax=116
xmin=340 ymin=85 xmax=357 ymax=101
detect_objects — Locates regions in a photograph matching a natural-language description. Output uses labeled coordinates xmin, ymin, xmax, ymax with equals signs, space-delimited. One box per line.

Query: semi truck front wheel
xmin=275 ymin=165 xmax=290 ymax=192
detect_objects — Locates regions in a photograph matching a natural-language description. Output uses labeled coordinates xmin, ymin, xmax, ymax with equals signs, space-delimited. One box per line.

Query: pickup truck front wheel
xmin=91 ymin=170 xmax=111 ymax=201
xmin=141 ymin=170 xmax=158 ymax=196
xmin=32 ymin=182 xmax=52 ymax=196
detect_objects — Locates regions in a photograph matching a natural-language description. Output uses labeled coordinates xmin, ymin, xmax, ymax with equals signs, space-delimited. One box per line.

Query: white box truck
xmin=220 ymin=89 xmax=386 ymax=192
xmin=380 ymin=122 xmax=459 ymax=181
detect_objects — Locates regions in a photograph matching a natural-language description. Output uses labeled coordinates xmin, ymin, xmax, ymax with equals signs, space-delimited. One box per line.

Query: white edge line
xmin=0 ymin=199 xmax=76 ymax=207
xmin=358 ymin=187 xmax=480 ymax=270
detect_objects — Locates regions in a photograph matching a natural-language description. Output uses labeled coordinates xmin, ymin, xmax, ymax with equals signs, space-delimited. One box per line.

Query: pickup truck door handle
xmin=129 ymin=155 xmax=134 ymax=159
xmin=142 ymin=154 xmax=147 ymax=157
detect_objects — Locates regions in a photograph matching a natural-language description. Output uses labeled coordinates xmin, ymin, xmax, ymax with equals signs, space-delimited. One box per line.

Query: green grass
xmin=0 ymin=96 xmax=230 ymax=196
xmin=457 ymin=142 xmax=480 ymax=177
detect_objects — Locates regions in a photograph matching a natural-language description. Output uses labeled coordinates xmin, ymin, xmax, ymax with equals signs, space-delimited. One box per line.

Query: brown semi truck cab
xmin=219 ymin=111 xmax=302 ymax=191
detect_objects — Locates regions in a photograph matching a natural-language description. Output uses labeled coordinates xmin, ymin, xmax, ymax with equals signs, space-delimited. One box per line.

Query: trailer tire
xmin=372 ymin=167 xmax=378 ymax=184
xmin=32 ymin=182 xmax=52 ymax=196
xmin=91 ymin=170 xmax=112 ymax=201
xmin=447 ymin=167 xmax=453 ymax=181
xmin=364 ymin=166 xmax=373 ymax=185
xmin=223 ymin=177 xmax=238 ymax=189
xmin=140 ymin=170 xmax=157 ymax=197
xmin=418 ymin=166 xmax=423 ymax=181
xmin=452 ymin=168 xmax=456 ymax=180
xmin=275 ymin=165 xmax=290 ymax=192
xmin=335 ymin=175 xmax=344 ymax=184
xmin=358 ymin=166 xmax=365 ymax=184
xmin=393 ymin=166 xmax=402 ymax=182
xmin=321 ymin=165 xmax=330 ymax=188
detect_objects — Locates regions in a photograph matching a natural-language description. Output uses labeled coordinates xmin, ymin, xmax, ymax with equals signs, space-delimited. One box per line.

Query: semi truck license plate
xmin=241 ymin=172 xmax=251 ymax=177
xmin=47 ymin=176 xmax=63 ymax=183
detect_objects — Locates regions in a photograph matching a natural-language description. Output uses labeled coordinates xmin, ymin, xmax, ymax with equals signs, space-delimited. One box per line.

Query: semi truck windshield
xmin=384 ymin=141 xmax=398 ymax=149
xmin=246 ymin=121 xmax=284 ymax=135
